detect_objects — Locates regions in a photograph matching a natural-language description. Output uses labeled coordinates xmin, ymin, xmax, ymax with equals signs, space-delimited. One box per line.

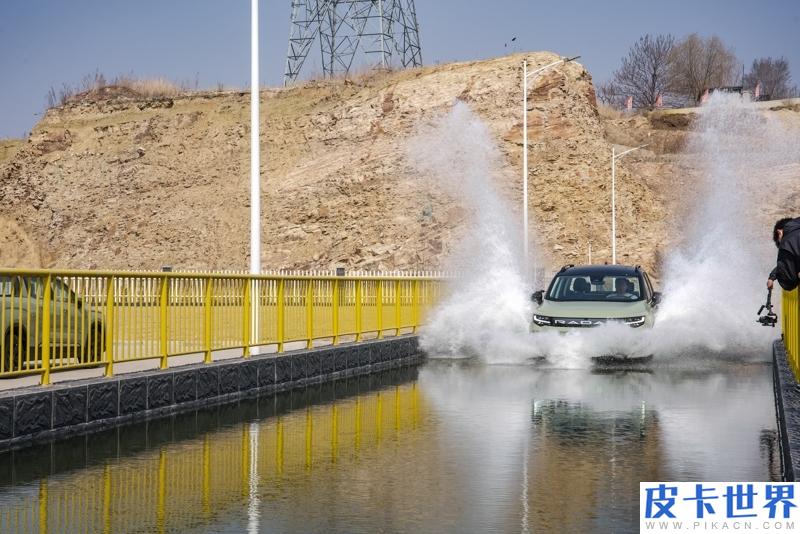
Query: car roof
xmin=556 ymin=264 xmax=644 ymax=277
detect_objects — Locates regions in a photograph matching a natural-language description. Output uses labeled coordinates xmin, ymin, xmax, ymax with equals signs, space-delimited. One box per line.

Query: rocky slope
xmin=1 ymin=52 xmax=798 ymax=275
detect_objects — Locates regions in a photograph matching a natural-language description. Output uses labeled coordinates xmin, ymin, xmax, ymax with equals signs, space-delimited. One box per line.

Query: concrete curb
xmin=0 ymin=335 xmax=421 ymax=452
xmin=773 ymin=339 xmax=800 ymax=481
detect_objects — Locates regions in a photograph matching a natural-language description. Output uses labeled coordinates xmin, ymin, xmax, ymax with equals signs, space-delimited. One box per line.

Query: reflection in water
xmin=529 ymin=400 xmax=664 ymax=532
xmin=0 ymin=368 xmax=423 ymax=534
xmin=0 ymin=359 xmax=780 ymax=534
xmin=417 ymin=360 xmax=778 ymax=534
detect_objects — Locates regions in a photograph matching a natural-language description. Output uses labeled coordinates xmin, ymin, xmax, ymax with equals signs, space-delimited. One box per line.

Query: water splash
xmin=536 ymin=94 xmax=800 ymax=363
xmin=407 ymin=102 xmax=535 ymax=361
xmin=652 ymin=94 xmax=799 ymax=354
xmin=413 ymin=95 xmax=799 ymax=365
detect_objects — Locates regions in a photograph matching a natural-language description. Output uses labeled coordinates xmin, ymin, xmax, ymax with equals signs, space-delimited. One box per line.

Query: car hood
xmin=534 ymin=299 xmax=648 ymax=319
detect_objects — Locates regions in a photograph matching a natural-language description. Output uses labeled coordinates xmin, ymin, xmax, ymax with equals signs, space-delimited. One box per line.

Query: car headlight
xmin=532 ymin=314 xmax=553 ymax=326
xmin=624 ymin=316 xmax=646 ymax=328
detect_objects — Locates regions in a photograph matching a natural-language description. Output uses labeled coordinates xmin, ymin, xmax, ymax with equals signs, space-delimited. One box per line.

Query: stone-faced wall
xmin=773 ymin=339 xmax=800 ymax=481
xmin=0 ymin=336 xmax=421 ymax=452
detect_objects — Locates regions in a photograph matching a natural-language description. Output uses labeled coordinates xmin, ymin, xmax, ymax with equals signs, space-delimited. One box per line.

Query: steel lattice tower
xmin=284 ymin=0 xmax=422 ymax=86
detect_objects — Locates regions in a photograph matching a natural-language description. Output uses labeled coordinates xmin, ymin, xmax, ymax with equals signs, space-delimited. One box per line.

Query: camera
xmin=757 ymin=288 xmax=778 ymax=327
xmin=757 ymin=313 xmax=778 ymax=327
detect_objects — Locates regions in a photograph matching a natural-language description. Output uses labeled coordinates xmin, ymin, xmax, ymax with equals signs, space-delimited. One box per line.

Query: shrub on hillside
xmin=46 ymin=71 xmax=190 ymax=108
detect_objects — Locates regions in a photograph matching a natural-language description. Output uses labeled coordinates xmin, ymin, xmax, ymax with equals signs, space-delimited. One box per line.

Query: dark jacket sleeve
xmin=769 ymin=268 xmax=777 ymax=280
xmin=775 ymin=249 xmax=799 ymax=291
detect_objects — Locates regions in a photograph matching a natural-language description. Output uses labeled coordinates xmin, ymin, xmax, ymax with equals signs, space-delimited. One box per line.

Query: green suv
xmin=1 ymin=276 xmax=105 ymax=374
xmin=530 ymin=265 xmax=661 ymax=333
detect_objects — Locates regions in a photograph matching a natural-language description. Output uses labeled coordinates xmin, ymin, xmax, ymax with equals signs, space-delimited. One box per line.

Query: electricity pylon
xmin=284 ymin=0 xmax=422 ymax=85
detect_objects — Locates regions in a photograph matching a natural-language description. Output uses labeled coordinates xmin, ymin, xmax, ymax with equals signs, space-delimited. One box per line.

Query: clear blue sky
xmin=1 ymin=0 xmax=798 ymax=138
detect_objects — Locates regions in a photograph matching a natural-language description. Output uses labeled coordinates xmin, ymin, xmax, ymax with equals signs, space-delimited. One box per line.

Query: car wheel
xmin=82 ymin=325 xmax=104 ymax=363
xmin=3 ymin=327 xmax=26 ymax=374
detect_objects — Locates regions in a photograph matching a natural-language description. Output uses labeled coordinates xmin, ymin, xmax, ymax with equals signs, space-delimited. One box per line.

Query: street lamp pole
xmin=250 ymin=0 xmax=261 ymax=355
xmin=523 ymin=59 xmax=528 ymax=266
xmin=522 ymin=56 xmax=580 ymax=272
xmin=250 ymin=0 xmax=261 ymax=275
xmin=611 ymin=143 xmax=648 ymax=264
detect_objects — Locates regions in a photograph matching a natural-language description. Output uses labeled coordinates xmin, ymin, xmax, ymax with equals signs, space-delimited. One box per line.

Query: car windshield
xmin=546 ymin=274 xmax=643 ymax=302
xmin=0 ymin=276 xmax=16 ymax=296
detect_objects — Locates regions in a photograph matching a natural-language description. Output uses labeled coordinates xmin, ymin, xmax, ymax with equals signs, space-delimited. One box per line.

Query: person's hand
xmin=767 ymin=278 xmax=774 ymax=290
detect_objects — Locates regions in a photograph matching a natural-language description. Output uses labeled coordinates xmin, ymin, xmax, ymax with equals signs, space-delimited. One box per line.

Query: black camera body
xmin=757 ymin=312 xmax=778 ymax=327
xmin=757 ymin=288 xmax=778 ymax=328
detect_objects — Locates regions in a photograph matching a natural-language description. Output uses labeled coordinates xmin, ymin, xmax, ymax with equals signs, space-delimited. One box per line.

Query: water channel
xmin=0 ymin=354 xmax=779 ymax=533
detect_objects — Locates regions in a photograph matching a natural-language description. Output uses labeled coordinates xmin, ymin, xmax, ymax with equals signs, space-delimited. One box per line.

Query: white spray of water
xmin=535 ymin=94 xmax=800 ymax=362
xmin=414 ymin=96 xmax=800 ymax=364
xmin=408 ymin=103 xmax=535 ymax=361
xmin=652 ymin=94 xmax=800 ymax=355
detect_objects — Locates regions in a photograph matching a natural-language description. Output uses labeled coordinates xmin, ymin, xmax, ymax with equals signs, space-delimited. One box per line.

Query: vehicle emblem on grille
xmin=553 ymin=319 xmax=604 ymax=327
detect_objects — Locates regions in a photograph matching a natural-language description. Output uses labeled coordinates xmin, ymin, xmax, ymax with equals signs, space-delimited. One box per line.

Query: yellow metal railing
xmin=783 ymin=288 xmax=800 ymax=381
xmin=0 ymin=269 xmax=443 ymax=384
xmin=0 ymin=382 xmax=424 ymax=534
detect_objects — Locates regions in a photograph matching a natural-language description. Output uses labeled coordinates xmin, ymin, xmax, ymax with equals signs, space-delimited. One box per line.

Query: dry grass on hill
xmin=47 ymin=71 xmax=201 ymax=108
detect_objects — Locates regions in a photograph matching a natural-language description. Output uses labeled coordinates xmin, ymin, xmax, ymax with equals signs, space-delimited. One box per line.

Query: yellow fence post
xmin=157 ymin=449 xmax=166 ymax=534
xmin=332 ymin=279 xmax=339 ymax=345
xmin=376 ymin=391 xmax=383 ymax=443
xmin=40 ymin=274 xmax=52 ymax=386
xmin=376 ymin=280 xmax=384 ymax=340
xmin=305 ymin=407 xmax=313 ymax=470
xmin=276 ymin=418 xmax=285 ymax=474
xmin=412 ymin=382 xmax=419 ymax=428
xmin=394 ymin=279 xmax=401 ymax=336
xmin=241 ymin=424 xmax=250 ymax=497
xmin=796 ymin=289 xmax=800 ymax=380
xmin=38 ymin=479 xmax=48 ymax=534
xmin=394 ymin=386 xmax=401 ymax=432
xmin=355 ymin=398 xmax=362 ymax=451
xmin=412 ymin=279 xmax=420 ymax=334
xmin=103 ymin=464 xmax=112 ymax=534
xmin=159 ymin=276 xmax=168 ymax=370
xmin=242 ymin=278 xmax=251 ymax=358
xmin=331 ymin=404 xmax=338 ymax=463
xmin=104 ymin=276 xmax=114 ymax=377
xmin=796 ymin=290 xmax=800 ymax=379
xmin=355 ymin=279 xmax=363 ymax=342
xmin=277 ymin=279 xmax=285 ymax=353
xmin=785 ymin=288 xmax=800 ymax=381
xmin=204 ymin=278 xmax=213 ymax=364
xmin=202 ymin=435 xmax=211 ymax=518
xmin=306 ymin=280 xmax=314 ymax=349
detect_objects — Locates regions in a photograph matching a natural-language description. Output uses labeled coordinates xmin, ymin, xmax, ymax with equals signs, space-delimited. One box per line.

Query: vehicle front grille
xmin=549 ymin=318 xmax=607 ymax=328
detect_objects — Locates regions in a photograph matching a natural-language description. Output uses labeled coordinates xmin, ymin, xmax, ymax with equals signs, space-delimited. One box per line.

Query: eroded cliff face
xmin=1 ymin=52 xmax=797 ymax=274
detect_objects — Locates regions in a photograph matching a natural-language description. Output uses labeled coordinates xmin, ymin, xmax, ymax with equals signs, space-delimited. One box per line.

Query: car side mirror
xmin=651 ymin=292 xmax=662 ymax=306
xmin=531 ymin=290 xmax=543 ymax=305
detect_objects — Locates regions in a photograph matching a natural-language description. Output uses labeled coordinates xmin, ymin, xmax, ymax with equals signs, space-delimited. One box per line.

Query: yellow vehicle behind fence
xmin=0 ymin=269 xmax=442 ymax=384
xmin=1 ymin=275 xmax=105 ymax=374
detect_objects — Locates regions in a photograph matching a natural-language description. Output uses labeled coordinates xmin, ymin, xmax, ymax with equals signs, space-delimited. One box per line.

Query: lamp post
xmin=250 ymin=0 xmax=260 ymax=275
xmin=611 ymin=143 xmax=648 ymax=264
xmin=522 ymin=56 xmax=579 ymax=271
xmin=250 ymin=0 xmax=261 ymax=355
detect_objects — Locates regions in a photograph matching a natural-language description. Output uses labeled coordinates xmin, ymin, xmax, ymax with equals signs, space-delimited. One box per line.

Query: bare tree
xmin=596 ymin=80 xmax=624 ymax=108
xmin=743 ymin=57 xmax=792 ymax=100
xmin=611 ymin=34 xmax=675 ymax=109
xmin=668 ymin=34 xmax=738 ymax=103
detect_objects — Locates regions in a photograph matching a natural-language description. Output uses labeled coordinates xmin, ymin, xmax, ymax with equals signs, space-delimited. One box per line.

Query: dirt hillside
xmin=1 ymin=52 xmax=798 ymax=274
